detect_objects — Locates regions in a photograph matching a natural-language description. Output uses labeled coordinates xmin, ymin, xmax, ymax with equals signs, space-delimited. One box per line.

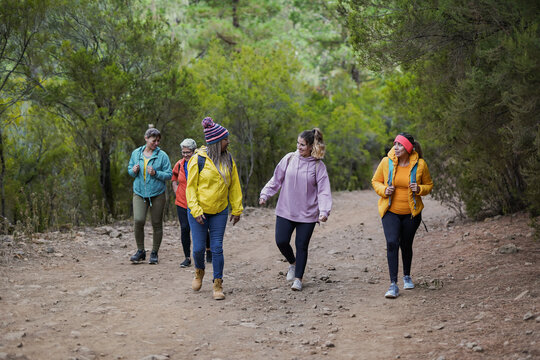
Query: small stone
xmin=404 ymin=333 xmax=411 ymax=338
xmin=3 ymin=331 xmax=26 ymax=341
xmin=514 ymin=290 xmax=529 ymax=301
xmin=498 ymin=243 xmax=518 ymax=254
xmin=523 ymin=312 xmax=534 ymax=321
xmin=472 ymin=345 xmax=483 ymax=352
xmin=324 ymin=341 xmax=335 ymax=348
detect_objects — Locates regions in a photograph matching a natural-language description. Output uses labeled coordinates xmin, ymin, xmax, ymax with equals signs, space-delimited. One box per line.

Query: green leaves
xmin=341 ymin=0 xmax=540 ymax=217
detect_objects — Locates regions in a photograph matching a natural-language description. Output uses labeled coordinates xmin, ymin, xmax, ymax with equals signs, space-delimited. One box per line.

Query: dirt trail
xmin=0 ymin=190 xmax=538 ymax=360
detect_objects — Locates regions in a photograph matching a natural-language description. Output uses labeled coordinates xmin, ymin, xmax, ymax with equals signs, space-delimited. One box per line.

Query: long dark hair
xmin=399 ymin=132 xmax=423 ymax=159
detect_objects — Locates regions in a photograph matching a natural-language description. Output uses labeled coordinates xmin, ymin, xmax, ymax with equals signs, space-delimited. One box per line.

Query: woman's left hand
xmin=229 ymin=214 xmax=241 ymax=226
xmin=319 ymin=214 xmax=328 ymax=222
xmin=195 ymin=214 xmax=206 ymax=225
xmin=148 ymin=166 xmax=156 ymax=176
xmin=409 ymin=182 xmax=419 ymax=193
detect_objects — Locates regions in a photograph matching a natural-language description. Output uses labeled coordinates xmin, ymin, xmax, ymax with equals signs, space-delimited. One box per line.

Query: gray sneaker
xmin=403 ymin=275 xmax=415 ymax=289
xmin=286 ymin=265 xmax=296 ymax=282
xmin=385 ymin=282 xmax=399 ymax=298
xmin=291 ymin=279 xmax=302 ymax=291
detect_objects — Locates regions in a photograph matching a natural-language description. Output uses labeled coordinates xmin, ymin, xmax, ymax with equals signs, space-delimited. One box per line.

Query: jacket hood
xmin=294 ymin=150 xmax=319 ymax=162
xmin=387 ymin=147 xmax=419 ymax=164
xmin=138 ymin=145 xmax=162 ymax=158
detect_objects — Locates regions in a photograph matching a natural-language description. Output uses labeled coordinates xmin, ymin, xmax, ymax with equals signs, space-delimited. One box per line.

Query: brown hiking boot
xmin=192 ymin=268 xmax=205 ymax=291
xmin=213 ymin=278 xmax=225 ymax=300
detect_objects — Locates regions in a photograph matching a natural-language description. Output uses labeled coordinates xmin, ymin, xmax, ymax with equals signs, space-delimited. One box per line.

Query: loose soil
xmin=0 ymin=190 xmax=538 ymax=360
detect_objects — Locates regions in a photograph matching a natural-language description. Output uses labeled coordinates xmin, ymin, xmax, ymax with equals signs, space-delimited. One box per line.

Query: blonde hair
xmin=206 ymin=141 xmax=233 ymax=185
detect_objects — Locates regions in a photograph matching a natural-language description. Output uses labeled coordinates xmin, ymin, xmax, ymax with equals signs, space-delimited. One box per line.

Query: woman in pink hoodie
xmin=259 ymin=128 xmax=332 ymax=291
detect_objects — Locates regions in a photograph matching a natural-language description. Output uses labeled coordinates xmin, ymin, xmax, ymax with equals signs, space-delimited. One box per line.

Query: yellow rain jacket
xmin=186 ymin=147 xmax=243 ymax=219
xmin=371 ymin=148 xmax=433 ymax=218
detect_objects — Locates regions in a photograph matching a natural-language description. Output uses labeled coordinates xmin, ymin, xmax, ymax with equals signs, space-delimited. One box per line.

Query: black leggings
xmin=176 ymin=206 xmax=209 ymax=258
xmin=275 ymin=216 xmax=316 ymax=279
xmin=381 ymin=211 xmax=422 ymax=283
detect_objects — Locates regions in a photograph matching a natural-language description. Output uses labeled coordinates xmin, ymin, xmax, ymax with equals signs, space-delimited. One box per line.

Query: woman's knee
xmin=134 ymin=218 xmax=146 ymax=228
xmin=386 ymin=238 xmax=399 ymax=253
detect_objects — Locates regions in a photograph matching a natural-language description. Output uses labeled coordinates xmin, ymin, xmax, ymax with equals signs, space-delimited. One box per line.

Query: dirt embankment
xmin=0 ymin=190 xmax=538 ymax=360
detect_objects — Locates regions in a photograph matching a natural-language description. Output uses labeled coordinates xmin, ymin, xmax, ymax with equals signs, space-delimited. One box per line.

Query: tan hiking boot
xmin=213 ymin=278 xmax=225 ymax=300
xmin=192 ymin=268 xmax=205 ymax=291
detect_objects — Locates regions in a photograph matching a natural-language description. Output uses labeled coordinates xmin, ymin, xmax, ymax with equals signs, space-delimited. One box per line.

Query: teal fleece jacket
xmin=128 ymin=145 xmax=172 ymax=198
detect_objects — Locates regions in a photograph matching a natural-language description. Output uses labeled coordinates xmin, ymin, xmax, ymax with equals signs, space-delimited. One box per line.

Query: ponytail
xmin=311 ymin=128 xmax=325 ymax=159
xmin=414 ymin=141 xmax=423 ymax=159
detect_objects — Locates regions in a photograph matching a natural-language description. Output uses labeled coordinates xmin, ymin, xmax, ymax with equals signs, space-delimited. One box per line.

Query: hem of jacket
xmin=276 ymin=212 xmax=319 ymax=224
xmin=133 ymin=190 xmax=166 ymax=199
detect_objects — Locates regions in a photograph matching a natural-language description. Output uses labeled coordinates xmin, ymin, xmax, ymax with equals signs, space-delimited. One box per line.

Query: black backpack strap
xmin=197 ymin=155 xmax=206 ymax=173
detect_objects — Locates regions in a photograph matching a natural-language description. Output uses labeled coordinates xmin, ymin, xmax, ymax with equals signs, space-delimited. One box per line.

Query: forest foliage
xmin=1 ymin=0 xmax=538 ymax=235
xmin=339 ymin=0 xmax=540 ymax=218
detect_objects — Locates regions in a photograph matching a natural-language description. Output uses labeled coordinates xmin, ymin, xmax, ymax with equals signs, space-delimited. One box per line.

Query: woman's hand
xmin=132 ymin=164 xmax=140 ymax=174
xmin=229 ymin=214 xmax=241 ymax=226
xmin=195 ymin=214 xmax=206 ymax=225
xmin=385 ymin=185 xmax=395 ymax=196
xmin=409 ymin=182 xmax=419 ymax=194
xmin=148 ymin=166 xmax=156 ymax=176
xmin=319 ymin=214 xmax=328 ymax=222
xmin=259 ymin=197 xmax=266 ymax=205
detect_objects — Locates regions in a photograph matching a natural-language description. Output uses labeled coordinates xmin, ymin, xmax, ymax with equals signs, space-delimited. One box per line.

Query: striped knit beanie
xmin=202 ymin=117 xmax=229 ymax=145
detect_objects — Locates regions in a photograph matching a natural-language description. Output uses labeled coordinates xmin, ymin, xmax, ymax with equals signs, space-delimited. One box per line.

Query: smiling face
xmin=181 ymin=146 xmax=194 ymax=161
xmin=145 ymin=136 xmax=160 ymax=151
xmin=297 ymin=136 xmax=313 ymax=157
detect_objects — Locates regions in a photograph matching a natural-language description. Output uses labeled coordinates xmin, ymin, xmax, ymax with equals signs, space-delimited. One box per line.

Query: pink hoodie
xmin=260 ymin=151 xmax=332 ymax=223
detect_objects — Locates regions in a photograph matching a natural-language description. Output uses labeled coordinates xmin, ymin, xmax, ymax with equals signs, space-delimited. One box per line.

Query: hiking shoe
xmin=148 ymin=251 xmax=158 ymax=264
xmin=403 ymin=275 xmax=415 ymax=289
xmin=130 ymin=249 xmax=146 ymax=263
xmin=385 ymin=282 xmax=399 ymax=298
xmin=286 ymin=264 xmax=296 ymax=282
xmin=291 ymin=279 xmax=302 ymax=291
xmin=206 ymin=250 xmax=212 ymax=264
xmin=213 ymin=278 xmax=225 ymax=300
xmin=180 ymin=258 xmax=191 ymax=268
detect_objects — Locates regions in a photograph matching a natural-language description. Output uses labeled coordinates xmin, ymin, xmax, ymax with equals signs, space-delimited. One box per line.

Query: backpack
xmin=197 ymin=153 xmax=233 ymax=173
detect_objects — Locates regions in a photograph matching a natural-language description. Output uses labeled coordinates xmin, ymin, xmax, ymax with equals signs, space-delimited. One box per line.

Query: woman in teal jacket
xmin=127 ymin=127 xmax=172 ymax=264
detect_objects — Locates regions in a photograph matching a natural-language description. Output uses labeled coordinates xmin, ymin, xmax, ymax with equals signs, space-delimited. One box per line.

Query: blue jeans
xmin=188 ymin=208 xmax=228 ymax=279
xmin=176 ymin=206 xmax=210 ymax=258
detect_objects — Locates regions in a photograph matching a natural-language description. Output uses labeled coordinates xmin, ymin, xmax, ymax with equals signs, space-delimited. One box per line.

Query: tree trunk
xmin=99 ymin=131 xmax=115 ymax=218
xmin=232 ymin=0 xmax=240 ymax=28
xmin=0 ymin=127 xmax=5 ymax=219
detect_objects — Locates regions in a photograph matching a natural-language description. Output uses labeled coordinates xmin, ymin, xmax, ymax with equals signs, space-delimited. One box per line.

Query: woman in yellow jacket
xmin=186 ymin=117 xmax=243 ymax=300
xmin=372 ymin=133 xmax=433 ymax=299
